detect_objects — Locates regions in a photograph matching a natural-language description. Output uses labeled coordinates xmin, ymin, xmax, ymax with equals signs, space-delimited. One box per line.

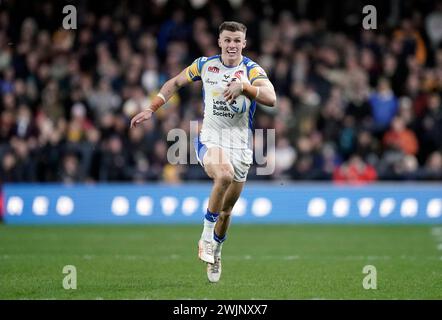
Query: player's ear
xmin=243 ymin=39 xmax=247 ymax=49
xmin=218 ymin=37 xmax=222 ymax=48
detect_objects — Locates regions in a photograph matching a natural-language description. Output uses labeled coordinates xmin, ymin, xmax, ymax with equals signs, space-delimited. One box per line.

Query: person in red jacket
xmin=333 ymin=154 xmax=377 ymax=184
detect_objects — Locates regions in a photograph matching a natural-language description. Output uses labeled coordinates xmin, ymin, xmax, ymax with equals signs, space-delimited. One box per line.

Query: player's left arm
xmin=242 ymin=78 xmax=277 ymax=107
xmin=224 ymin=78 xmax=277 ymax=107
xmin=224 ymin=65 xmax=277 ymax=107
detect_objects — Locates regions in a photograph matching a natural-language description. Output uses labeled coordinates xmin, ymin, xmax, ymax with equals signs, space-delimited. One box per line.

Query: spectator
xmin=0 ymin=151 xmax=20 ymax=182
xmin=390 ymin=154 xmax=420 ymax=180
xmin=425 ymin=1 xmax=442 ymax=49
xmin=59 ymin=152 xmax=83 ymax=184
xmin=392 ymin=19 xmax=427 ymax=64
xmin=355 ymin=130 xmax=379 ymax=165
xmin=368 ymin=78 xmax=398 ymax=132
xmin=422 ymin=151 xmax=442 ymax=180
xmin=273 ymin=137 xmax=296 ymax=179
xmin=383 ymin=116 xmax=419 ymax=155
xmin=87 ymin=78 xmax=121 ymax=121
xmin=333 ymin=154 xmax=377 ymax=184
xmin=99 ymin=135 xmax=133 ymax=181
xmin=419 ymin=93 xmax=442 ymax=159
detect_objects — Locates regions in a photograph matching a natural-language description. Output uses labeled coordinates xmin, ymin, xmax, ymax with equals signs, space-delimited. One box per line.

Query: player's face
xmin=218 ymin=30 xmax=246 ymax=61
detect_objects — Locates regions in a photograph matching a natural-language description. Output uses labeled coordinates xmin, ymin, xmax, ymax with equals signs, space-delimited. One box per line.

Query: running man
xmin=130 ymin=21 xmax=276 ymax=282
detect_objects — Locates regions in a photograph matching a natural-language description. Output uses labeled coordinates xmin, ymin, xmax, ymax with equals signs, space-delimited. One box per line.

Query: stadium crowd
xmin=0 ymin=0 xmax=441 ymax=184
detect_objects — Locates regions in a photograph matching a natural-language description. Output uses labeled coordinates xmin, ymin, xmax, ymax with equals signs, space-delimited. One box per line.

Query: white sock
xmin=202 ymin=219 xmax=215 ymax=241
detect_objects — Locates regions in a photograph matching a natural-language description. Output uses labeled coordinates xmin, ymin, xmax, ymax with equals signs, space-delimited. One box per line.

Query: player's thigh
xmin=221 ymin=181 xmax=245 ymax=212
xmin=203 ymin=147 xmax=234 ymax=181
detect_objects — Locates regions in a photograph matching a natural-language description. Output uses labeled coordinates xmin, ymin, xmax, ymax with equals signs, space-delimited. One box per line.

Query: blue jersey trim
xmin=202 ymin=87 xmax=205 ymax=111
xmin=243 ymin=56 xmax=257 ymax=81
xmin=248 ymin=100 xmax=257 ymax=130
xmin=197 ymin=55 xmax=221 ymax=75
xmin=193 ymin=137 xmax=208 ymax=166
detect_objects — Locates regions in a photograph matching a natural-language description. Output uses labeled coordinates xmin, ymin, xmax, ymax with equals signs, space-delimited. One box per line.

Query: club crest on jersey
xmin=234 ymin=70 xmax=244 ymax=78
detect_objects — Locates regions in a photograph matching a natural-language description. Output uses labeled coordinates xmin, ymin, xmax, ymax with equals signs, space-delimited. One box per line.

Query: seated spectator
xmin=422 ymin=151 xmax=442 ymax=180
xmin=419 ymin=93 xmax=442 ymax=159
xmin=355 ymin=130 xmax=379 ymax=165
xmin=333 ymin=154 xmax=377 ymax=184
xmin=99 ymin=135 xmax=133 ymax=181
xmin=0 ymin=151 xmax=20 ymax=182
xmin=162 ymin=164 xmax=183 ymax=184
xmin=272 ymin=137 xmax=296 ymax=179
xmin=390 ymin=154 xmax=420 ymax=180
xmin=383 ymin=116 xmax=419 ymax=155
xmin=59 ymin=152 xmax=83 ymax=184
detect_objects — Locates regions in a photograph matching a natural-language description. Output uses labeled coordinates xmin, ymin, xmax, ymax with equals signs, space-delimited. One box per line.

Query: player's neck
xmin=220 ymin=54 xmax=243 ymax=67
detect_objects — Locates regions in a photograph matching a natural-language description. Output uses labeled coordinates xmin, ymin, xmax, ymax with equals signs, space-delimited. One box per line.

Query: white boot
xmin=198 ymin=239 xmax=215 ymax=264
xmin=207 ymin=242 xmax=223 ymax=283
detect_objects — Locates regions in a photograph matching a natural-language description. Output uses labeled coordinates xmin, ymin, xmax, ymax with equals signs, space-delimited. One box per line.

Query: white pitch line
xmin=367 ymin=255 xmax=391 ymax=260
xmin=283 ymin=255 xmax=299 ymax=260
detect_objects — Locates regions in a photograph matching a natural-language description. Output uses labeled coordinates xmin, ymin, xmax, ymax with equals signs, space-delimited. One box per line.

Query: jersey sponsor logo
xmin=208 ymin=66 xmax=219 ymax=73
xmin=222 ymin=74 xmax=230 ymax=83
xmin=205 ymin=78 xmax=218 ymax=85
xmin=212 ymin=99 xmax=235 ymax=119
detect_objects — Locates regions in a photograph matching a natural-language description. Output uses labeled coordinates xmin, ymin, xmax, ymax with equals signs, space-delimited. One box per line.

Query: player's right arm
xmin=130 ymin=68 xmax=190 ymax=128
xmin=131 ymin=58 xmax=205 ymax=128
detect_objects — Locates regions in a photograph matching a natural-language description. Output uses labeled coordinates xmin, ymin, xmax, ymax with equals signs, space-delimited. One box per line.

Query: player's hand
xmin=130 ymin=109 xmax=154 ymax=128
xmin=223 ymin=80 xmax=243 ymax=104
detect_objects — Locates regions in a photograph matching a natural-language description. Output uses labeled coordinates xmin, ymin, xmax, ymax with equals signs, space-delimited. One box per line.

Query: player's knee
xmin=221 ymin=208 xmax=233 ymax=217
xmin=214 ymin=167 xmax=234 ymax=187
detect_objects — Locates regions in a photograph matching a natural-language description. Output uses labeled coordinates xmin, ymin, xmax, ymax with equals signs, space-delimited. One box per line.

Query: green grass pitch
xmin=0 ymin=224 xmax=441 ymax=299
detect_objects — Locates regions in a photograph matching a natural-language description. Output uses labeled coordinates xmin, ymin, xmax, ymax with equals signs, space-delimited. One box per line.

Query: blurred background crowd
xmin=0 ymin=0 xmax=441 ymax=184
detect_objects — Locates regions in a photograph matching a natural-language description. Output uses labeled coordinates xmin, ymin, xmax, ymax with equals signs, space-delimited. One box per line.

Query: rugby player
xmin=131 ymin=21 xmax=276 ymax=282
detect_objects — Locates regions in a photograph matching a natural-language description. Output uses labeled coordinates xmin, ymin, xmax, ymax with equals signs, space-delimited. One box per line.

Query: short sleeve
xmin=248 ymin=64 xmax=268 ymax=85
xmin=185 ymin=57 xmax=207 ymax=82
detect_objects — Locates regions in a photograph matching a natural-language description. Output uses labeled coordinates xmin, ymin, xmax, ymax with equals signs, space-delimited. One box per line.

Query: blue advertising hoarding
xmin=2 ymin=183 xmax=442 ymax=224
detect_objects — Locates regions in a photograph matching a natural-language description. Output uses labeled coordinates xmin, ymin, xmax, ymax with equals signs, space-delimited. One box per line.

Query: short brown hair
xmin=219 ymin=21 xmax=247 ymax=35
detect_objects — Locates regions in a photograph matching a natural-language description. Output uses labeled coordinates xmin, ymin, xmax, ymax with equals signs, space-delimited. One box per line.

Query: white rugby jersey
xmin=185 ymin=55 xmax=268 ymax=152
